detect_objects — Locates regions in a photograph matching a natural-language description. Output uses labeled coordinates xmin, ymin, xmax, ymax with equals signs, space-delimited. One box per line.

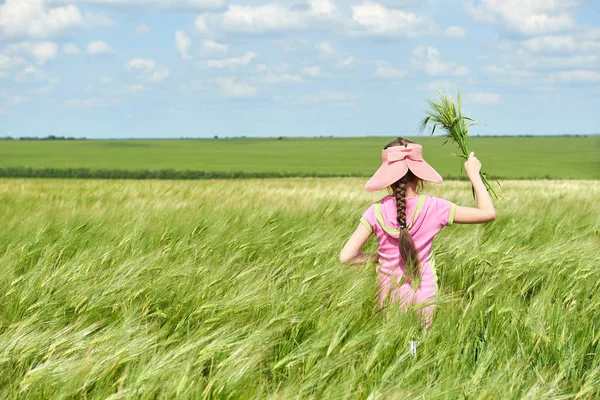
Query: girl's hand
xmin=464 ymin=152 xmax=482 ymax=180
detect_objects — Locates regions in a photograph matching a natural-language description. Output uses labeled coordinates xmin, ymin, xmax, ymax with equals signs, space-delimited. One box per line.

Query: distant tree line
xmin=0 ymin=135 xmax=86 ymax=140
xmin=0 ymin=167 xmax=368 ymax=180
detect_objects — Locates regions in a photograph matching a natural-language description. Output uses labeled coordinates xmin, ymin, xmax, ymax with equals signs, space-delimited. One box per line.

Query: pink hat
xmin=364 ymin=143 xmax=443 ymax=191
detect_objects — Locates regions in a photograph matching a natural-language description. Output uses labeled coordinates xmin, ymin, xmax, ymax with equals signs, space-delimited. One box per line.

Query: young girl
xmin=340 ymin=137 xmax=496 ymax=332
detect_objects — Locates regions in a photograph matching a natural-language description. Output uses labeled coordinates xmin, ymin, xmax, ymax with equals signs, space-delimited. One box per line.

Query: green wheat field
xmin=1 ymin=177 xmax=599 ymax=399
xmin=1 ymin=136 xmax=599 ymax=179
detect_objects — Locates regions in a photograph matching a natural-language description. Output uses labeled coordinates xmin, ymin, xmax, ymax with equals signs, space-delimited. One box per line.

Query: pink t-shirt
xmin=360 ymin=195 xmax=455 ymax=325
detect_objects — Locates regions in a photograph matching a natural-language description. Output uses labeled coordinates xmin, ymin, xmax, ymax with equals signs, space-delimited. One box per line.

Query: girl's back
xmin=339 ymin=137 xmax=496 ymax=330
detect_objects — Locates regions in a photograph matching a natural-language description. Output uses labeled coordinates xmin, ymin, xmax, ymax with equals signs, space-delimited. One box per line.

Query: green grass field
xmin=1 ymin=136 xmax=599 ymax=179
xmin=1 ymin=178 xmax=599 ymax=398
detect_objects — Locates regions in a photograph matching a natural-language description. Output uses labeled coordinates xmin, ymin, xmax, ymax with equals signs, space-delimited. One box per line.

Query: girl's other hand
xmin=464 ymin=152 xmax=482 ymax=180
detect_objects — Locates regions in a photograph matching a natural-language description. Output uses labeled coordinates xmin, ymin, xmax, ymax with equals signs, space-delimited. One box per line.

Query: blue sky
xmin=0 ymin=0 xmax=599 ymax=138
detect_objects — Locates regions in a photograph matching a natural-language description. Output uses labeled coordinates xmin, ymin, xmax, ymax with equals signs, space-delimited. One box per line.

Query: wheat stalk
xmin=419 ymin=88 xmax=500 ymax=199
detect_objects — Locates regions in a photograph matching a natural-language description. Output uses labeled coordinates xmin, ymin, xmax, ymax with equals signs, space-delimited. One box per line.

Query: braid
xmin=393 ymin=176 xmax=422 ymax=292
xmin=385 ymin=136 xmax=423 ymax=291
xmin=395 ymin=177 xmax=407 ymax=229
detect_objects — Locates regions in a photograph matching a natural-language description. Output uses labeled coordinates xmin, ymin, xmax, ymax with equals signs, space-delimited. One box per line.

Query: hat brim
xmin=364 ymin=159 xmax=443 ymax=192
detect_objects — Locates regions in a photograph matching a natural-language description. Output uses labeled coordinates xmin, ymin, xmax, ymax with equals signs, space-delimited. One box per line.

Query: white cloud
xmin=0 ymin=0 xmax=112 ymax=39
xmin=316 ymin=42 xmax=335 ymax=56
xmin=314 ymin=41 xmax=354 ymax=68
xmin=206 ymin=52 xmax=256 ymax=69
xmin=350 ymin=2 xmax=432 ymax=37
xmin=444 ymin=26 xmax=466 ymax=39
xmin=125 ymin=58 xmax=169 ymax=82
xmin=57 ymin=0 xmax=225 ymax=10
xmin=482 ymin=64 xmax=534 ymax=78
xmin=467 ymin=0 xmax=578 ymax=36
xmin=14 ymin=65 xmax=47 ymax=82
xmin=37 ymin=85 xmax=56 ymax=94
xmin=296 ymin=90 xmax=358 ymax=105
xmin=175 ymin=30 xmax=191 ymax=59
xmin=66 ymin=97 xmax=101 ymax=107
xmin=0 ymin=0 xmax=80 ymax=38
xmin=216 ymin=77 xmax=258 ymax=98
xmin=99 ymin=75 xmax=113 ymax=84
xmin=4 ymin=42 xmax=58 ymax=65
xmin=123 ymin=83 xmax=145 ymax=93
xmin=522 ymin=35 xmax=600 ymax=53
xmin=133 ymin=24 xmax=151 ymax=35
xmin=201 ymin=39 xmax=228 ymax=56
xmin=410 ymin=46 xmax=469 ymax=77
xmin=0 ymin=53 xmax=26 ymax=78
xmin=549 ymin=70 xmax=600 ymax=83
xmin=195 ymin=0 xmax=339 ymax=33
xmin=178 ymin=80 xmax=205 ymax=92
xmin=302 ymin=66 xmax=323 ymax=78
xmin=375 ymin=64 xmax=407 ymax=79
xmin=262 ymin=72 xmax=304 ymax=84
xmin=422 ymin=79 xmax=454 ymax=91
xmin=86 ymin=40 xmax=114 ymax=55
xmin=63 ymin=43 xmax=81 ymax=54
xmin=0 ymin=92 xmax=29 ymax=106
xmin=467 ymin=92 xmax=502 ymax=105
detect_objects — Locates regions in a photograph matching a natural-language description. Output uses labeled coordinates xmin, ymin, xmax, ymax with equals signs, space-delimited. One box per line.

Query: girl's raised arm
xmin=453 ymin=152 xmax=497 ymax=224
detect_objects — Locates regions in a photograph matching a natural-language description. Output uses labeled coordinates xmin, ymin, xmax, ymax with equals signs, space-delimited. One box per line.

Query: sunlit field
xmin=1 ymin=178 xmax=599 ymax=399
xmin=1 ymin=136 xmax=599 ymax=179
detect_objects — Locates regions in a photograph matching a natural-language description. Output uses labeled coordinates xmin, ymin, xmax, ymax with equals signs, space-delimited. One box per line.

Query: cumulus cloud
xmin=14 ymin=65 xmax=57 ymax=83
xmin=0 ymin=0 xmax=82 ymax=39
xmin=66 ymin=97 xmax=101 ymax=107
xmin=410 ymin=46 xmax=469 ymax=77
xmin=63 ymin=43 xmax=81 ymax=54
xmin=206 ymin=52 xmax=256 ymax=69
xmin=350 ymin=2 xmax=432 ymax=37
xmin=123 ymin=83 xmax=145 ymax=93
xmin=375 ymin=63 xmax=407 ymax=79
xmin=261 ymin=71 xmax=304 ymax=84
xmin=444 ymin=26 xmax=466 ymax=39
xmin=216 ymin=77 xmax=258 ymax=98
xmin=316 ymin=42 xmax=335 ymax=57
xmin=549 ymin=70 xmax=600 ymax=83
xmin=125 ymin=58 xmax=169 ymax=82
xmin=86 ymin=40 xmax=114 ymax=55
xmin=313 ymin=41 xmax=353 ymax=67
xmin=133 ymin=24 xmax=151 ymax=35
xmin=0 ymin=54 xmax=26 ymax=78
xmin=302 ymin=66 xmax=323 ymax=78
xmin=175 ymin=30 xmax=191 ymax=59
xmin=0 ymin=0 xmax=112 ymax=39
xmin=522 ymin=35 xmax=600 ymax=53
xmin=467 ymin=0 xmax=578 ymax=36
xmin=4 ymin=42 xmax=58 ymax=65
xmin=195 ymin=0 xmax=339 ymax=33
xmin=296 ymin=91 xmax=358 ymax=105
xmin=0 ymin=92 xmax=29 ymax=106
xmin=56 ymin=0 xmax=225 ymax=10
xmin=467 ymin=92 xmax=502 ymax=105
xmin=422 ymin=79 xmax=455 ymax=91
xmin=201 ymin=39 xmax=228 ymax=57
xmin=482 ymin=64 xmax=534 ymax=78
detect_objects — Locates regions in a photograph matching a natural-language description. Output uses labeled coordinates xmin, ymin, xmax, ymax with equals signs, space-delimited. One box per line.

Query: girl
xmin=340 ymin=137 xmax=496 ymax=333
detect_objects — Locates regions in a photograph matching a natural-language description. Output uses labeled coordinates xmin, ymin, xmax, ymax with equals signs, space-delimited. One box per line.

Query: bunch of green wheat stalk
xmin=419 ymin=89 xmax=499 ymax=199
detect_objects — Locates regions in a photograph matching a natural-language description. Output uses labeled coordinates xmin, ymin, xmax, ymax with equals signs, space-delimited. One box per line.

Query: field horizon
xmin=1 ymin=136 xmax=599 ymax=180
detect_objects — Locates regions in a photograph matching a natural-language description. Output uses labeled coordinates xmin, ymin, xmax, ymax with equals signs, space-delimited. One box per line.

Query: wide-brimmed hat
xmin=364 ymin=143 xmax=443 ymax=191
